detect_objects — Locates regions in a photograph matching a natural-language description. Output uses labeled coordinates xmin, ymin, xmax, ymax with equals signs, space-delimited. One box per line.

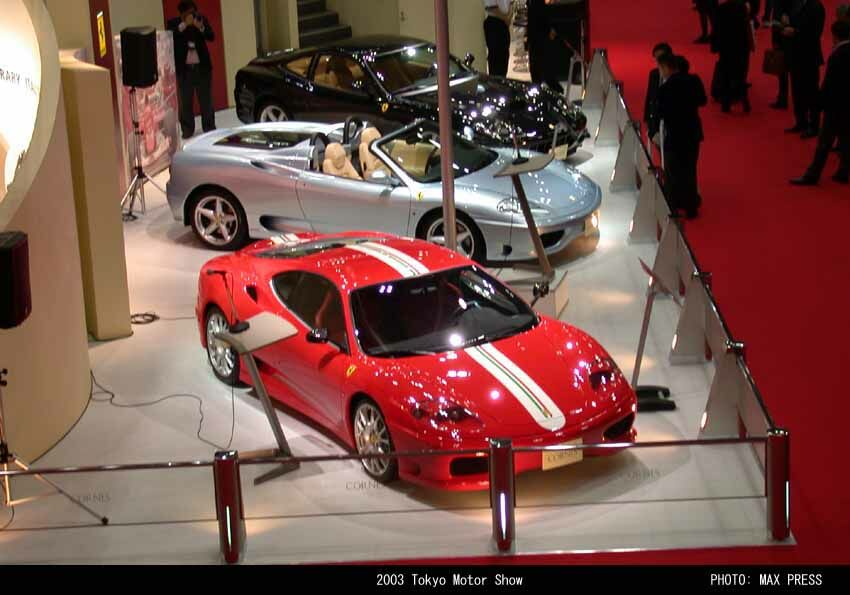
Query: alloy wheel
xmin=353 ymin=402 xmax=392 ymax=477
xmin=194 ymin=195 xmax=240 ymax=248
xmin=259 ymin=105 xmax=288 ymax=122
xmin=206 ymin=311 xmax=235 ymax=378
xmin=425 ymin=218 xmax=475 ymax=259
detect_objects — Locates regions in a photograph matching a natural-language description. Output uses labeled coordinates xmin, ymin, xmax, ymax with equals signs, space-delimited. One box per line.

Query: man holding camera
xmin=168 ymin=0 xmax=216 ymax=139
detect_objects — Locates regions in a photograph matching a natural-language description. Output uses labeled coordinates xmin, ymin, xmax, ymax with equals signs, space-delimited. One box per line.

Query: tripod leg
xmin=13 ymin=459 xmax=108 ymax=525
xmin=120 ymin=174 xmax=141 ymax=208
xmin=142 ymin=174 xmax=167 ymax=195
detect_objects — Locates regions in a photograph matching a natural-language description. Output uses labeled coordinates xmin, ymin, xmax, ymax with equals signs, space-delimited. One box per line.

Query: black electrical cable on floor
xmin=0 ymin=506 xmax=14 ymax=532
xmin=130 ymin=312 xmax=196 ymax=325
xmin=89 ymin=369 xmax=236 ymax=452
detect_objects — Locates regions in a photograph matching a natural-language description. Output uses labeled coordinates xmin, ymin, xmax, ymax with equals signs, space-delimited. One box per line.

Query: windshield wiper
xmin=483 ymin=320 xmax=537 ymax=344
xmin=370 ymin=348 xmax=437 ymax=358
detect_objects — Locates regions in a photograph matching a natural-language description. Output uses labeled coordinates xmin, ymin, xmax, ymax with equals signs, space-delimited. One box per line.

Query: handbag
xmin=763 ymin=48 xmax=786 ymax=76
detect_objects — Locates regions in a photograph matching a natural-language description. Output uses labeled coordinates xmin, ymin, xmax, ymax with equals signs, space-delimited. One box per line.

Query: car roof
xmin=262 ymin=35 xmax=428 ymax=61
xmin=243 ymin=232 xmax=471 ymax=294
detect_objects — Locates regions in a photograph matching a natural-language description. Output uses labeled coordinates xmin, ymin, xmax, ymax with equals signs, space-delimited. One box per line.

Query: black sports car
xmin=234 ymin=35 xmax=588 ymax=155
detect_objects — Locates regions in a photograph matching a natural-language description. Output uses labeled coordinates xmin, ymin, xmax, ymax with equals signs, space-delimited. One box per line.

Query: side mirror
xmin=369 ymin=169 xmax=401 ymax=187
xmin=307 ymin=327 xmax=329 ymax=344
xmin=464 ymin=53 xmax=475 ymax=68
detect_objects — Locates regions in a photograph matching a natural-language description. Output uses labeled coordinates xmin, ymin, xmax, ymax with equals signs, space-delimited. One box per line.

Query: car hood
xmin=375 ymin=318 xmax=634 ymax=437
xmin=401 ymin=74 xmax=582 ymax=142
xmin=454 ymin=152 xmax=602 ymax=222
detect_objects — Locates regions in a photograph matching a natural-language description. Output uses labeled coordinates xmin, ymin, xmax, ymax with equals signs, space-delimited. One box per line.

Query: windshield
xmin=350 ymin=266 xmax=538 ymax=358
xmin=370 ymin=44 xmax=468 ymax=94
xmin=376 ymin=122 xmax=497 ymax=183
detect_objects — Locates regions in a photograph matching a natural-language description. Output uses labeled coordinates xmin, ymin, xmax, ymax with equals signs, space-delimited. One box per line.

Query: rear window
xmin=285 ymin=55 xmax=312 ymax=77
xmin=215 ymin=130 xmax=311 ymax=150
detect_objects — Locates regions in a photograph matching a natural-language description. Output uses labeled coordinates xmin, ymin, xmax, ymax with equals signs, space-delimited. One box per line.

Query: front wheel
xmin=190 ymin=188 xmax=249 ymax=251
xmin=352 ymin=400 xmax=398 ymax=483
xmin=256 ymin=102 xmax=290 ymax=123
xmin=417 ymin=210 xmax=486 ymax=263
xmin=205 ymin=306 xmax=240 ymax=385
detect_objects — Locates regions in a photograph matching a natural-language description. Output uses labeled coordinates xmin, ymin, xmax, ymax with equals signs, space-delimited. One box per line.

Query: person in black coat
xmin=712 ymin=0 xmax=753 ymax=113
xmin=783 ymin=0 xmax=826 ymax=138
xmin=694 ymin=0 xmax=720 ymax=43
xmin=767 ymin=0 xmax=802 ymax=109
xmin=644 ymin=42 xmax=673 ymax=144
xmin=791 ymin=20 xmax=850 ymax=184
xmin=167 ymin=0 xmax=216 ymax=139
xmin=657 ymin=54 xmax=708 ymax=218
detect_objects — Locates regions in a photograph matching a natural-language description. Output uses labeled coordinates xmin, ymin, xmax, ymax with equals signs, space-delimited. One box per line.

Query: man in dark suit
xmin=694 ymin=0 xmax=720 ymax=43
xmin=766 ymin=0 xmax=801 ymax=109
xmin=791 ymin=20 xmax=850 ymax=185
xmin=644 ymin=42 xmax=673 ymax=145
xmin=712 ymin=0 xmax=753 ymax=113
xmin=168 ymin=0 xmax=216 ymax=139
xmin=783 ymin=0 xmax=826 ymax=138
xmin=657 ymin=54 xmax=708 ymax=218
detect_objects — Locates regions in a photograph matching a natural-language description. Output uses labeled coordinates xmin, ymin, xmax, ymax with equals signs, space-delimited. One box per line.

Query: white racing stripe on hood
xmin=270 ymin=233 xmax=303 ymax=246
xmin=466 ymin=342 xmax=565 ymax=431
xmin=349 ymin=242 xmax=430 ymax=278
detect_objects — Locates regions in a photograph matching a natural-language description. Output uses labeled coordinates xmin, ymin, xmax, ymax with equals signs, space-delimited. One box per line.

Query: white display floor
xmin=0 ymin=109 xmax=784 ymax=564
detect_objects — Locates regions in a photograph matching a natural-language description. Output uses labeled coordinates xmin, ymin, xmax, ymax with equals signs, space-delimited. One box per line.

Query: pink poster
xmin=113 ymin=31 xmax=180 ymax=180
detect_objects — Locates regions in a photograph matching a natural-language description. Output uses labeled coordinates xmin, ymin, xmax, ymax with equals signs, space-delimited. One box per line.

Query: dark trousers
xmin=484 ymin=16 xmax=510 ymax=77
xmin=790 ymin=64 xmax=820 ymax=130
xmin=664 ymin=143 xmax=701 ymax=213
xmin=777 ymin=69 xmax=789 ymax=104
xmin=805 ymin=115 xmax=850 ymax=179
xmin=528 ymin=36 xmax=546 ymax=84
xmin=178 ymin=65 xmax=215 ymax=138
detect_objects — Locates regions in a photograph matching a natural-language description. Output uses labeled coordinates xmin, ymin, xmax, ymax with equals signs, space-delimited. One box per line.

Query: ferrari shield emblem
xmin=381 ymin=103 xmax=390 ymax=113
xmin=417 ymin=191 xmax=424 ymax=201
xmin=346 ymin=365 xmax=358 ymax=378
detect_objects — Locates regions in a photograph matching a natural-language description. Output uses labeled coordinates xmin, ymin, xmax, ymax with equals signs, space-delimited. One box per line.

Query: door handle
xmin=250 ymin=160 xmax=269 ymax=170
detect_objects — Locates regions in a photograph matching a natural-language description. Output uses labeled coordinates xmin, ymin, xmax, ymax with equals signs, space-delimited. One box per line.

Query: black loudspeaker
xmin=120 ymin=26 xmax=158 ymax=88
xmin=0 ymin=232 xmax=31 ymax=330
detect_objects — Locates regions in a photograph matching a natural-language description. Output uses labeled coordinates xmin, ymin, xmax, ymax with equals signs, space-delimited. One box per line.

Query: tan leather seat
xmin=359 ymin=127 xmax=390 ymax=179
xmin=387 ymin=140 xmax=436 ymax=179
xmin=323 ymin=142 xmax=361 ymax=180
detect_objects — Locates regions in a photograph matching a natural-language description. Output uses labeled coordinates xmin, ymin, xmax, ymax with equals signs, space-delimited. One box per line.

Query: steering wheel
xmin=342 ymin=116 xmax=364 ymax=145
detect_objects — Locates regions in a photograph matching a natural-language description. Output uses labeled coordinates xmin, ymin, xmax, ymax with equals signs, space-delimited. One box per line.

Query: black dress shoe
xmin=785 ymin=125 xmax=805 ymax=133
xmin=833 ymin=173 xmax=849 ymax=184
xmin=801 ymin=128 xmax=819 ymax=139
xmin=790 ymin=176 xmax=818 ymax=186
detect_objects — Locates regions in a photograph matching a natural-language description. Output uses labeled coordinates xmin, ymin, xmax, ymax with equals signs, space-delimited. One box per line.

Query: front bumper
xmin=480 ymin=210 xmax=601 ymax=262
xmin=391 ymin=400 xmax=636 ymax=491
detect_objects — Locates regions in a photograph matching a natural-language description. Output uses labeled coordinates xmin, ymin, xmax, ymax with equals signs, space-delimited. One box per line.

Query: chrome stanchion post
xmin=488 ymin=438 xmax=515 ymax=552
xmin=766 ymin=429 xmax=790 ymax=541
xmin=213 ymin=450 xmax=246 ymax=564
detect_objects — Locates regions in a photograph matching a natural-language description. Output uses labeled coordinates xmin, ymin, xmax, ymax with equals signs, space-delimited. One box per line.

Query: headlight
xmin=408 ymin=397 xmax=477 ymax=425
xmin=463 ymin=125 xmax=475 ymax=140
xmin=588 ymin=356 xmax=618 ymax=390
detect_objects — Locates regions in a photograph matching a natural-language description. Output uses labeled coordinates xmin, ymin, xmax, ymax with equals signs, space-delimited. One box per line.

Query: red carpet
xmin=391 ymin=1 xmax=849 ymax=566
xmin=539 ymin=0 xmax=850 ymax=564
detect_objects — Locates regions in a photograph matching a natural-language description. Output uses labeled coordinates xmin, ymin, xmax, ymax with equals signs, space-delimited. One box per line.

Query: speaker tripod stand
xmin=120 ymin=86 xmax=165 ymax=221
xmin=0 ymin=369 xmax=108 ymax=525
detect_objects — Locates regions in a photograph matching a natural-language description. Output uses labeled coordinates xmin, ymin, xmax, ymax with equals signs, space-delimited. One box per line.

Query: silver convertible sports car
xmin=166 ymin=119 xmax=602 ymax=262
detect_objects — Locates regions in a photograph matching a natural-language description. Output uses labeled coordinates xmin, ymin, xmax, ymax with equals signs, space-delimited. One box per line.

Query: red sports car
xmin=196 ymin=232 xmax=636 ymax=490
